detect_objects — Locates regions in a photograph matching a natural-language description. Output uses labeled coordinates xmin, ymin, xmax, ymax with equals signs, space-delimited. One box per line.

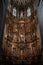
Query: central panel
xmin=2 ymin=0 xmax=41 ymax=63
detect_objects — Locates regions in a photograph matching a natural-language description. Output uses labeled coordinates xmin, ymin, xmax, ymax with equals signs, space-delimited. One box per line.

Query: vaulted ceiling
xmin=10 ymin=0 xmax=40 ymax=9
xmin=11 ymin=0 xmax=31 ymax=9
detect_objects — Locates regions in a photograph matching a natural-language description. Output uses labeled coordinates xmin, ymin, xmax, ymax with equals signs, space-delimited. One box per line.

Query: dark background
xmin=0 ymin=0 xmax=43 ymax=65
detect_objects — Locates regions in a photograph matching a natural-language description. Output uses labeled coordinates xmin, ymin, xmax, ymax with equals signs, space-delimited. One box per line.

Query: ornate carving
xmin=3 ymin=12 xmax=41 ymax=61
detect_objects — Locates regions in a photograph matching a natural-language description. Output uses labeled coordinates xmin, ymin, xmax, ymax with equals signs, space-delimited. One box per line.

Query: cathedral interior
xmin=0 ymin=0 xmax=43 ymax=65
